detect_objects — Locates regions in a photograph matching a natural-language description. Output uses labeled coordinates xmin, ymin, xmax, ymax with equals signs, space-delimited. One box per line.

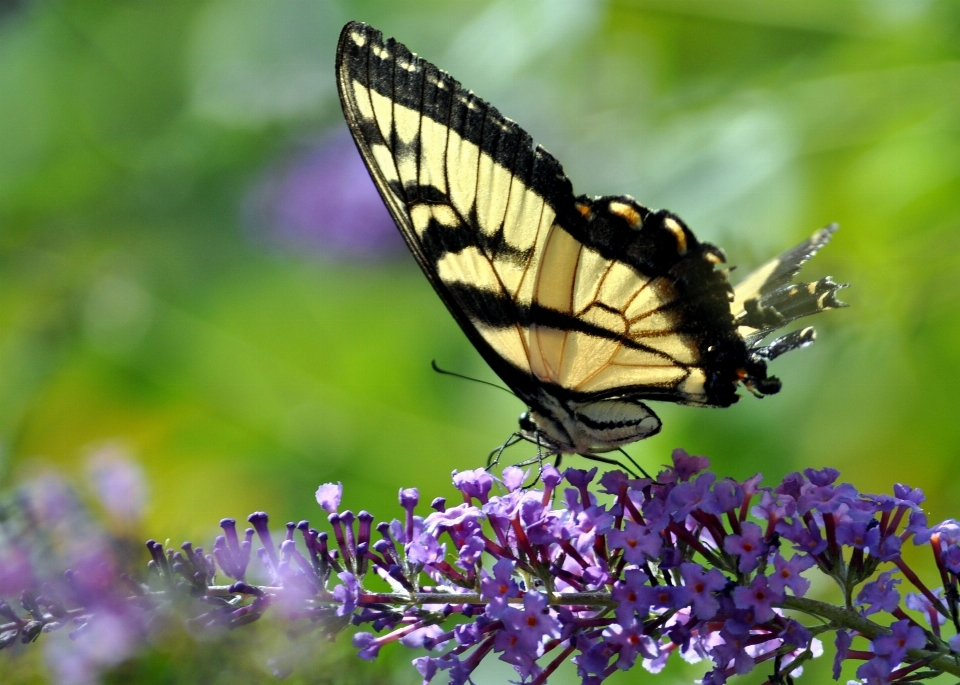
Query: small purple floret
xmin=315 ymin=482 xmax=342 ymax=514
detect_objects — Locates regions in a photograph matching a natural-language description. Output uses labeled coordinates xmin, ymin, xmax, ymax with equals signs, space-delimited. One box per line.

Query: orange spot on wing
xmin=608 ymin=201 xmax=642 ymax=228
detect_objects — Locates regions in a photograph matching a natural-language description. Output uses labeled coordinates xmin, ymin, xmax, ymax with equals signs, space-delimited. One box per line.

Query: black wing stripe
xmin=390 ymin=34 xmax=425 ymax=203
xmin=383 ymin=38 xmax=413 ymax=205
xmin=495 ymin=131 xmax=523 ymax=265
xmin=443 ymin=282 xmax=682 ymax=363
xmin=473 ymin=102 xmax=488 ymax=231
xmin=363 ymin=37 xmax=398 ymax=197
xmin=414 ymin=54 xmax=425 ymax=204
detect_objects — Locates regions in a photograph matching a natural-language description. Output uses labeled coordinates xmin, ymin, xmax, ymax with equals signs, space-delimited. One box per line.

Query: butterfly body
xmin=519 ymin=396 xmax=662 ymax=455
xmin=336 ymin=22 xmax=847 ymax=458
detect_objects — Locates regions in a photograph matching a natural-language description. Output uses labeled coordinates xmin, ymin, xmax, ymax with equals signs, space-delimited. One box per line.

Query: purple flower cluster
xmin=346 ymin=456 xmax=831 ymax=685
xmin=5 ymin=450 xmax=960 ymax=684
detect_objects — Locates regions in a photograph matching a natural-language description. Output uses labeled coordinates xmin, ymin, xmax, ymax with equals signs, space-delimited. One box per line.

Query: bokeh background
xmin=2 ymin=0 xmax=960 ymax=683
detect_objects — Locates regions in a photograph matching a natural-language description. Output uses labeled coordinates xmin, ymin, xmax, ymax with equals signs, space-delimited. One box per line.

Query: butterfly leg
xmin=616 ymin=447 xmax=651 ymax=479
xmin=486 ymin=433 xmax=551 ymax=489
xmin=521 ymin=463 xmax=543 ymax=490
xmin=526 ymin=431 xmax=547 ymax=488
xmin=576 ymin=451 xmax=641 ymax=477
xmin=487 ymin=433 xmax=523 ymax=470
xmin=499 ymin=453 xmax=545 ymax=488
xmin=506 ymin=433 xmax=555 ymax=489
xmin=517 ymin=440 xmax=567 ymax=491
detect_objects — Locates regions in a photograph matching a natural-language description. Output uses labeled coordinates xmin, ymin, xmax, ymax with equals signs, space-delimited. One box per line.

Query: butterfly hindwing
xmin=519 ymin=199 xmax=748 ymax=406
xmin=732 ymin=224 xmax=848 ymax=348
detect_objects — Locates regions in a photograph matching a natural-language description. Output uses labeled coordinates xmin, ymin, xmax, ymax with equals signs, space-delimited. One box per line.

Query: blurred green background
xmin=2 ymin=0 xmax=960 ymax=683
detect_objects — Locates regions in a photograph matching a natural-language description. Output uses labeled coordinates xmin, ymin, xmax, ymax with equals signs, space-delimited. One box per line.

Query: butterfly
xmin=335 ymin=21 xmax=847 ymax=466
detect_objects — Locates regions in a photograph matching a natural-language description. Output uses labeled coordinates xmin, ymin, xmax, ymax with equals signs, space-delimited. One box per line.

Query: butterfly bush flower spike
xmin=10 ymin=453 xmax=960 ymax=684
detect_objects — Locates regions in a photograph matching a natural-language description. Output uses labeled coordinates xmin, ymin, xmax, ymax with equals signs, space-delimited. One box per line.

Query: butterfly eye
xmin=518 ymin=412 xmax=537 ymax=434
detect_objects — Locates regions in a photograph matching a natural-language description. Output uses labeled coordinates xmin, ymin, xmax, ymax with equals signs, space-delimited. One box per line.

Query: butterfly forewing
xmin=338 ymin=24 xmax=562 ymax=396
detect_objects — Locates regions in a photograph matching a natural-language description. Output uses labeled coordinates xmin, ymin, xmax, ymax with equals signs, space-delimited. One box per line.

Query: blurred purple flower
xmin=399 ymin=624 xmax=446 ymax=650
xmin=612 ymin=568 xmax=652 ymax=623
xmin=732 ymin=574 xmax=782 ymax=623
xmin=870 ymin=619 xmax=926 ymax=667
xmin=723 ymin=521 xmax=766 ymax=573
xmin=85 ymin=444 xmax=148 ymax=523
xmin=906 ymin=588 xmax=948 ymax=627
xmin=452 ymin=468 xmax=494 ymax=504
xmin=44 ymin=612 xmax=139 ymax=685
xmin=855 ymin=657 xmax=892 ymax=684
xmin=834 ymin=629 xmax=852 ymax=679
xmin=352 ymin=632 xmax=380 ymax=660
xmin=769 ymin=553 xmax=814 ymax=596
xmin=680 ymin=562 xmax=726 ymax=620
xmin=603 ymin=619 xmax=659 ymax=670
xmin=498 ymin=591 xmax=561 ymax=656
xmin=333 ymin=572 xmax=359 ymax=617
xmin=246 ymin=128 xmax=404 ymax=259
xmin=856 ymin=571 xmax=901 ymax=616
xmin=670 ymin=448 xmax=710 ymax=481
xmin=501 ymin=465 xmax=527 ymax=492
xmin=21 ymin=472 xmax=78 ymax=528
xmin=0 ymin=543 xmax=32 ymax=597
xmin=608 ymin=520 xmax=663 ymax=564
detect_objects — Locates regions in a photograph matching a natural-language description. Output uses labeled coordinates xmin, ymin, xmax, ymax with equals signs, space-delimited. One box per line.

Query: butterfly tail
xmin=732 ymin=225 xmax=848 ymax=396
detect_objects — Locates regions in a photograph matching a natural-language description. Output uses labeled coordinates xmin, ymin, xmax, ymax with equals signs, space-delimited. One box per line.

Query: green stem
xmin=781 ymin=596 xmax=960 ymax=677
xmin=199 ymin=586 xmax=960 ymax=678
xmin=357 ymin=590 xmax=615 ymax=607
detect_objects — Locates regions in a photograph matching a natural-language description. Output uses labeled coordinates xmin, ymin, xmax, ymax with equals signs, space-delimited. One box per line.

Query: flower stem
xmin=780 ymin=596 xmax=960 ymax=677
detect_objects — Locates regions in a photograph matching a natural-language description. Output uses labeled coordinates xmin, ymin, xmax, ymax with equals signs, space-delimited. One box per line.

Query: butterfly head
xmin=516 ymin=409 xmax=568 ymax=453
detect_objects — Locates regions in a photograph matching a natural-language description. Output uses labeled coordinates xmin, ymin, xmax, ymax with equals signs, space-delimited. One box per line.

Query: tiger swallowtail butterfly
xmin=335 ymin=21 xmax=847 ymax=462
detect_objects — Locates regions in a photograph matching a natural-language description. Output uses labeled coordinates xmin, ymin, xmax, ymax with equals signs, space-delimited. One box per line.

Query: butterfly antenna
xmin=431 ymin=360 xmax=517 ymax=397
